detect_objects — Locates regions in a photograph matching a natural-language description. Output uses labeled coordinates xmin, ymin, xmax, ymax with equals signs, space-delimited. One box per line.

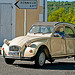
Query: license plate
xmin=8 ymin=52 xmax=19 ymax=56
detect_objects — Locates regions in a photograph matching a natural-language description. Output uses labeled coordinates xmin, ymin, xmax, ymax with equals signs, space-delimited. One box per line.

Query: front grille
xmin=9 ymin=46 xmax=19 ymax=51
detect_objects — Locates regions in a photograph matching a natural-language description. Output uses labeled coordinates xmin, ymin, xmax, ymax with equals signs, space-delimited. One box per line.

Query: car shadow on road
xmin=13 ymin=62 xmax=75 ymax=70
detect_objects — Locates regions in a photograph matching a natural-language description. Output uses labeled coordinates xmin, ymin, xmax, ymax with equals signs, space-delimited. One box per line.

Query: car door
xmin=51 ymin=25 xmax=66 ymax=57
xmin=65 ymin=26 xmax=75 ymax=54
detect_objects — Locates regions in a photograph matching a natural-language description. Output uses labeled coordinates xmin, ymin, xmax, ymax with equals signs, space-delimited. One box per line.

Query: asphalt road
xmin=0 ymin=55 xmax=75 ymax=75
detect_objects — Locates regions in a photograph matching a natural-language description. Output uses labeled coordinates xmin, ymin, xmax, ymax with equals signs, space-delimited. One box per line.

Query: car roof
xmin=33 ymin=22 xmax=75 ymax=27
xmin=33 ymin=22 xmax=59 ymax=26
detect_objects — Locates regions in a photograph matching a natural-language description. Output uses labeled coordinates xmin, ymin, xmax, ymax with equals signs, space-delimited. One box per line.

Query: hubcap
xmin=39 ymin=52 xmax=45 ymax=66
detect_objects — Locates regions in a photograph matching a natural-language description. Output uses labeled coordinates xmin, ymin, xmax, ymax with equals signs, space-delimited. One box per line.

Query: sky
xmin=47 ymin=0 xmax=75 ymax=2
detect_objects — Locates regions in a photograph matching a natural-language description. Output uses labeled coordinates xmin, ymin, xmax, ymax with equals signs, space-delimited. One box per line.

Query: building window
xmin=39 ymin=0 xmax=43 ymax=6
xmin=39 ymin=14 xmax=43 ymax=22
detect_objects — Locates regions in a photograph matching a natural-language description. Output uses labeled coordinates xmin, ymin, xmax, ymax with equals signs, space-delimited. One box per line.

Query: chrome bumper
xmin=3 ymin=50 xmax=34 ymax=61
xmin=5 ymin=56 xmax=34 ymax=61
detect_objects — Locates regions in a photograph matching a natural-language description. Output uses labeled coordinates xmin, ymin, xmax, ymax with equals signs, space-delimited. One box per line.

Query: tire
xmin=5 ymin=58 xmax=15 ymax=64
xmin=74 ymin=57 xmax=75 ymax=61
xmin=35 ymin=49 xmax=46 ymax=67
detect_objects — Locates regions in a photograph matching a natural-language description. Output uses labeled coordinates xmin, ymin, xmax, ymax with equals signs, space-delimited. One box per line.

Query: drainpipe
xmin=43 ymin=0 xmax=45 ymax=22
xmin=25 ymin=9 xmax=27 ymax=36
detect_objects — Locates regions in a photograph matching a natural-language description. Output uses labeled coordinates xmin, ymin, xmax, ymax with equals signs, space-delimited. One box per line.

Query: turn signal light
xmin=2 ymin=48 xmax=4 ymax=50
xmin=29 ymin=50 xmax=33 ymax=53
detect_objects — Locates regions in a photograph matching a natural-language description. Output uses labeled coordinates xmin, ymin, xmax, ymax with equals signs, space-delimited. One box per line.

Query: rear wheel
xmin=5 ymin=58 xmax=15 ymax=64
xmin=35 ymin=50 xmax=46 ymax=67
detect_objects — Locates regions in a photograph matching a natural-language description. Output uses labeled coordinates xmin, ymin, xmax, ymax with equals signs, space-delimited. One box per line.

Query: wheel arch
xmin=36 ymin=44 xmax=52 ymax=60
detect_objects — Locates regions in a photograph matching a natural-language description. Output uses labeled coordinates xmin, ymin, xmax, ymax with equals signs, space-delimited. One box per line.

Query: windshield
xmin=29 ymin=25 xmax=54 ymax=34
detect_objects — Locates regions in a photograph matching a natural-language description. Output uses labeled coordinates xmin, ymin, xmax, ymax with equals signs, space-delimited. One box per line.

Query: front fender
xmin=1 ymin=44 xmax=9 ymax=55
xmin=24 ymin=42 xmax=47 ymax=57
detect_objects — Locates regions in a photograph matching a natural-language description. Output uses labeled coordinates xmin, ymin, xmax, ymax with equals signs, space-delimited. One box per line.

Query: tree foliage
xmin=47 ymin=1 xmax=75 ymax=24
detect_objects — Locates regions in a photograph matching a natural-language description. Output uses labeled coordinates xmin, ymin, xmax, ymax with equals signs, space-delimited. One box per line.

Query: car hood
xmin=9 ymin=35 xmax=50 ymax=47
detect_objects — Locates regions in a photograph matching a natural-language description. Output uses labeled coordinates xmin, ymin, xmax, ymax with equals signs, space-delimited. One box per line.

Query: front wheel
xmin=5 ymin=58 xmax=15 ymax=64
xmin=35 ymin=50 xmax=46 ymax=67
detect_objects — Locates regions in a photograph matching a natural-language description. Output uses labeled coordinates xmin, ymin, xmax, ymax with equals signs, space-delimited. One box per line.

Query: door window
xmin=54 ymin=26 xmax=65 ymax=38
xmin=65 ymin=26 xmax=74 ymax=38
xmin=74 ymin=27 xmax=75 ymax=32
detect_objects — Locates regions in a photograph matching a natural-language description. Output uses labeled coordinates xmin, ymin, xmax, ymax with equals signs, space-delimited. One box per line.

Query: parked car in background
xmin=1 ymin=22 xmax=75 ymax=67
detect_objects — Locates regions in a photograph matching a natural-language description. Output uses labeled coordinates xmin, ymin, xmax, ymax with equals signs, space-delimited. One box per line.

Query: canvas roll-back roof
xmin=33 ymin=22 xmax=75 ymax=27
xmin=33 ymin=22 xmax=59 ymax=26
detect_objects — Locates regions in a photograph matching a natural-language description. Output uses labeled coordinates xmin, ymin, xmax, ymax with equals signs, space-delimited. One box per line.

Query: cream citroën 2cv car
xmin=1 ymin=22 xmax=75 ymax=67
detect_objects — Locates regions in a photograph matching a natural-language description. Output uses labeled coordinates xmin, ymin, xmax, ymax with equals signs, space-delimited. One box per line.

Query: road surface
xmin=0 ymin=55 xmax=75 ymax=75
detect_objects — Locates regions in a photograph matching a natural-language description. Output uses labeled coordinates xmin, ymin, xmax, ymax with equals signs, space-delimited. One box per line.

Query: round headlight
xmin=4 ymin=39 xmax=8 ymax=44
xmin=3 ymin=39 xmax=9 ymax=45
